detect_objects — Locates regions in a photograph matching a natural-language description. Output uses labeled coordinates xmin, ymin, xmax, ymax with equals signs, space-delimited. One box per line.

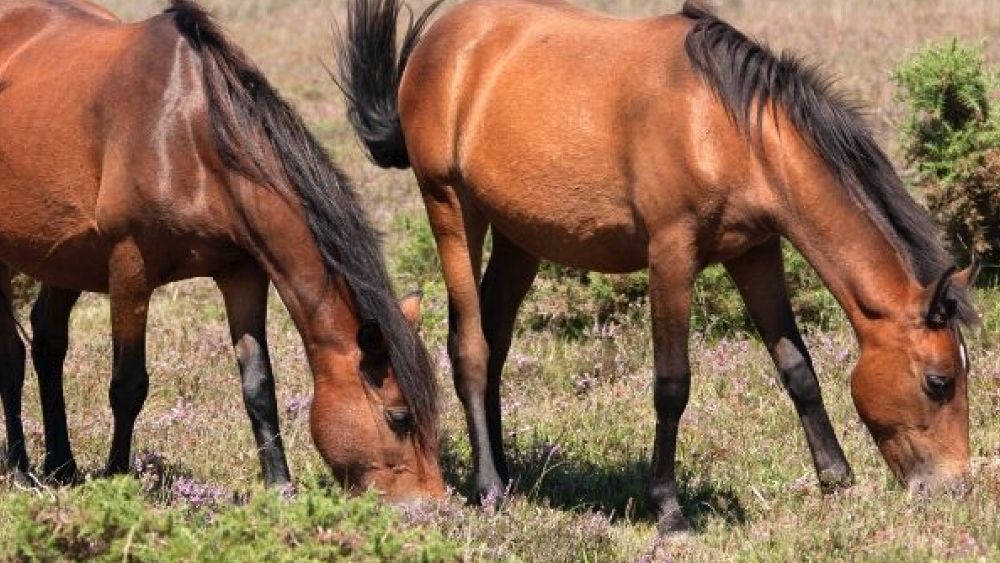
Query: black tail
xmin=334 ymin=0 xmax=443 ymax=169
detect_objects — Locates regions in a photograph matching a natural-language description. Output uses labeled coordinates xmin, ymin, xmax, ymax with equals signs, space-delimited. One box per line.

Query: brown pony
xmin=337 ymin=0 xmax=979 ymax=531
xmin=0 ymin=0 xmax=443 ymax=499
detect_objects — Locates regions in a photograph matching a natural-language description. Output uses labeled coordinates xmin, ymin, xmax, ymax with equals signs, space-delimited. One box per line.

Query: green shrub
xmin=2 ymin=477 xmax=459 ymax=562
xmin=390 ymin=214 xmax=442 ymax=288
xmin=894 ymin=40 xmax=1000 ymax=261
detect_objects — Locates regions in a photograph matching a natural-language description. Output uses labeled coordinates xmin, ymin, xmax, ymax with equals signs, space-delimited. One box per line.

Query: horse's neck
xmin=229 ymin=178 xmax=357 ymax=363
xmin=771 ymin=149 xmax=921 ymax=335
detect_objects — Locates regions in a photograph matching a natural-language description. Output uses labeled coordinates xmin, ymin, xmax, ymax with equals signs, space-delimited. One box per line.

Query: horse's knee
xmin=109 ymin=370 xmax=149 ymax=420
xmin=241 ymin=371 xmax=276 ymax=417
xmin=774 ymin=339 xmax=821 ymax=405
xmin=654 ymin=372 xmax=690 ymax=417
xmin=448 ymin=330 xmax=489 ymax=397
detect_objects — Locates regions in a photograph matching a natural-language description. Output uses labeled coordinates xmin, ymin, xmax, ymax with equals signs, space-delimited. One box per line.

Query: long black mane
xmin=681 ymin=2 xmax=975 ymax=324
xmin=165 ymin=0 xmax=437 ymax=441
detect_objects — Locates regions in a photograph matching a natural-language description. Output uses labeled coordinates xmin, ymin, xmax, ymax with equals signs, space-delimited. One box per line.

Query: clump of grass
xmin=1 ymin=477 xmax=459 ymax=561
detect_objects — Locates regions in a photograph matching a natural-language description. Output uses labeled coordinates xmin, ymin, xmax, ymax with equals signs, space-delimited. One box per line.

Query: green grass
xmin=1 ymin=477 xmax=458 ymax=561
xmin=2 ymin=1 xmax=1000 ymax=561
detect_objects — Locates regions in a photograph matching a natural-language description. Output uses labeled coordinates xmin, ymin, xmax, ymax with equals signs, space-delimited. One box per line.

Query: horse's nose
xmin=907 ymin=467 xmax=968 ymax=497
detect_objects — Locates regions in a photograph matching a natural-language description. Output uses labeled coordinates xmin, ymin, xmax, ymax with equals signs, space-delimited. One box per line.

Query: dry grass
xmin=2 ymin=0 xmax=1000 ymax=561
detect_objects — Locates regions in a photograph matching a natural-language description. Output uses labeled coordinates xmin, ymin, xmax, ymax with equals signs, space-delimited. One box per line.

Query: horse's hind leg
xmin=479 ymin=232 xmax=540 ymax=483
xmin=724 ymin=238 xmax=853 ymax=491
xmin=0 ymin=265 xmax=29 ymax=476
xmin=31 ymin=285 xmax=82 ymax=483
xmin=419 ymin=182 xmax=501 ymax=501
xmin=215 ymin=264 xmax=291 ymax=486
xmin=105 ymin=243 xmax=151 ymax=475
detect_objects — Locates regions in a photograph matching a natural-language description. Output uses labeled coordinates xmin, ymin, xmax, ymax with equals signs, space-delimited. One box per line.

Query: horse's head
xmin=309 ymin=293 xmax=445 ymax=500
xmin=851 ymin=264 xmax=979 ymax=492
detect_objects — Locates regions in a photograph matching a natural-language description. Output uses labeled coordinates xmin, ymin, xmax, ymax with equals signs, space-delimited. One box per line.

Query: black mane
xmin=165 ymin=0 xmax=438 ymax=441
xmin=681 ymin=2 xmax=975 ymax=324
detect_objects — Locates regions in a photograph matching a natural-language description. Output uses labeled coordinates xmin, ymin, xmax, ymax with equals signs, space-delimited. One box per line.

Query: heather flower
xmin=285 ymin=393 xmax=312 ymax=418
xmin=156 ymin=399 xmax=194 ymax=427
xmin=171 ymin=476 xmax=229 ymax=509
xmin=133 ymin=450 xmax=167 ymax=493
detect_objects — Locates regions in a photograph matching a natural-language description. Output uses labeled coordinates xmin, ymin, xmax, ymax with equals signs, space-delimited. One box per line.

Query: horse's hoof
xmin=656 ymin=509 xmax=692 ymax=536
xmin=475 ymin=482 xmax=507 ymax=510
xmin=7 ymin=468 xmax=35 ymax=489
xmin=43 ymin=460 xmax=82 ymax=486
xmin=818 ymin=465 xmax=854 ymax=494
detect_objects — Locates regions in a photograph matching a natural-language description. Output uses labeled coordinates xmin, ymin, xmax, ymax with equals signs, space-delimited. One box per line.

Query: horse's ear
xmin=923 ymin=266 xmax=961 ymax=327
xmin=400 ymin=291 xmax=423 ymax=327
xmin=952 ymin=257 xmax=981 ymax=289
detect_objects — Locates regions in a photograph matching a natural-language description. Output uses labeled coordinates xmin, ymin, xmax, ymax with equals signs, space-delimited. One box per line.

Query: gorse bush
xmin=1 ymin=477 xmax=459 ymax=562
xmin=894 ymin=40 xmax=1000 ymax=262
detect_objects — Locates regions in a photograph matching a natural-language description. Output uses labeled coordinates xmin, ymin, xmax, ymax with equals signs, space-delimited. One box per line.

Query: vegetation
xmin=894 ymin=40 xmax=1000 ymax=263
xmin=1 ymin=477 xmax=458 ymax=561
xmin=2 ymin=1 xmax=999 ymax=561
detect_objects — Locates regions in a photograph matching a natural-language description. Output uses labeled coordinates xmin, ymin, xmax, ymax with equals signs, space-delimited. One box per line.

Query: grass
xmin=2 ymin=0 xmax=1000 ymax=561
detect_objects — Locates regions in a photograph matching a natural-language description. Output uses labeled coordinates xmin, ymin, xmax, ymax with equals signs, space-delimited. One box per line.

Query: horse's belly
xmin=469 ymin=180 xmax=648 ymax=273
xmin=0 ymin=210 xmax=111 ymax=291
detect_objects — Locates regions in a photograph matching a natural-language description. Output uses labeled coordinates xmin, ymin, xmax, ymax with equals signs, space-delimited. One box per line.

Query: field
xmin=2 ymin=0 xmax=1000 ymax=560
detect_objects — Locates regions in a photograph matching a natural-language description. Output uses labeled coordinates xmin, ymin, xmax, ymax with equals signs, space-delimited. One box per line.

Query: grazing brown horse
xmin=337 ymin=0 xmax=979 ymax=531
xmin=0 ymin=0 xmax=444 ymax=499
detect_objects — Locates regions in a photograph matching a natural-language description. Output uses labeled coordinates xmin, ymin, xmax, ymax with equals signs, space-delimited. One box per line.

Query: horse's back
xmin=401 ymin=0 xmax=702 ymax=271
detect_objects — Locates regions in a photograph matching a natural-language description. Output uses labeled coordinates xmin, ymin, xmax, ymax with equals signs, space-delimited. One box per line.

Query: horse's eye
xmin=385 ymin=407 xmax=413 ymax=433
xmin=923 ymin=373 xmax=953 ymax=401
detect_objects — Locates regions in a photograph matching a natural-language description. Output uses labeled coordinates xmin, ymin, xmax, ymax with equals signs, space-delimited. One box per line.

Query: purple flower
xmin=285 ymin=393 xmax=312 ymax=417
xmin=156 ymin=399 xmax=194 ymax=427
xmin=171 ymin=476 xmax=229 ymax=509
xmin=133 ymin=450 xmax=167 ymax=492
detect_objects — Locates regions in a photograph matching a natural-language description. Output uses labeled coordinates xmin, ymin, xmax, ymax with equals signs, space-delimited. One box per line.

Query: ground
xmin=1 ymin=1 xmax=999 ymax=561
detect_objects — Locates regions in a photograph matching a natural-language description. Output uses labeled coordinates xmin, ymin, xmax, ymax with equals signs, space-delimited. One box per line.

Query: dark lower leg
xmin=107 ymin=340 xmax=149 ymax=474
xmin=31 ymin=286 xmax=81 ymax=482
xmin=773 ymin=337 xmax=852 ymax=489
xmin=106 ymin=245 xmax=151 ymax=476
xmin=449 ymin=306 xmax=502 ymax=498
xmin=240 ymin=359 xmax=290 ymax=486
xmin=649 ymin=374 xmax=690 ymax=532
xmin=0 ymin=331 xmax=27 ymax=474
xmin=0 ymin=269 xmax=28 ymax=474
xmin=646 ymin=235 xmax=696 ymax=535
xmin=217 ymin=268 xmax=290 ymax=486
xmin=479 ymin=233 xmax=539 ymax=484
xmin=725 ymin=239 xmax=852 ymax=490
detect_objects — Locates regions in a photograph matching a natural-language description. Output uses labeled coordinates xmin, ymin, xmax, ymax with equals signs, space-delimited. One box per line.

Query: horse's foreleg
xmin=420 ymin=183 xmax=500 ymax=501
xmin=215 ymin=264 xmax=291 ymax=486
xmin=0 ymin=265 xmax=28 ymax=476
xmin=724 ymin=238 xmax=853 ymax=491
xmin=105 ymin=243 xmax=151 ymax=475
xmin=479 ymin=232 xmax=540 ymax=484
xmin=647 ymin=231 xmax=697 ymax=535
xmin=31 ymin=285 xmax=82 ymax=484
